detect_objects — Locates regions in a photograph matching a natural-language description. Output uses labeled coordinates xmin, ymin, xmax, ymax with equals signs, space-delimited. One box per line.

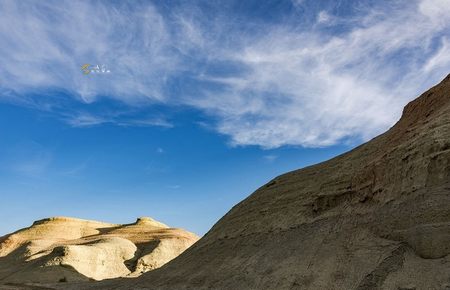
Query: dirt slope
xmin=0 ymin=216 xmax=198 ymax=284
xmin=103 ymin=74 xmax=450 ymax=290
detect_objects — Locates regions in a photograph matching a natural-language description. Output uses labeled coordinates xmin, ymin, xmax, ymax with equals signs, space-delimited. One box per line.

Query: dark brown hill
xmin=52 ymin=75 xmax=450 ymax=290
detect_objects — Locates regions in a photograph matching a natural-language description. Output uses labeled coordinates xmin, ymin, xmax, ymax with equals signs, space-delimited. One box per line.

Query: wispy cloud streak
xmin=190 ymin=0 xmax=450 ymax=147
xmin=0 ymin=0 xmax=449 ymax=148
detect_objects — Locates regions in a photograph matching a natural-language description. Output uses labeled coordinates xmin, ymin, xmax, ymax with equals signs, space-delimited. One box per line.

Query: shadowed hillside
xmin=99 ymin=74 xmax=450 ymax=290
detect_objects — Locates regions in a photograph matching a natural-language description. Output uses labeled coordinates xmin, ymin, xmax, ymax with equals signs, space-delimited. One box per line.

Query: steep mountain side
xmin=108 ymin=75 xmax=450 ymax=290
xmin=0 ymin=217 xmax=198 ymax=284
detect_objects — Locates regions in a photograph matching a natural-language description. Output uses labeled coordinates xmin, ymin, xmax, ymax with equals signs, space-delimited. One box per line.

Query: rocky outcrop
xmin=104 ymin=74 xmax=450 ymax=289
xmin=0 ymin=216 xmax=198 ymax=284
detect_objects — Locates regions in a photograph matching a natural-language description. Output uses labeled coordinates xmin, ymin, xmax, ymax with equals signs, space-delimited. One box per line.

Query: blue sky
xmin=0 ymin=0 xmax=449 ymax=236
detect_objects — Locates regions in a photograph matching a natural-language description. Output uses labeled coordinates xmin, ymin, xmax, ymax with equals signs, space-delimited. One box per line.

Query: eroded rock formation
xmin=0 ymin=216 xmax=198 ymax=284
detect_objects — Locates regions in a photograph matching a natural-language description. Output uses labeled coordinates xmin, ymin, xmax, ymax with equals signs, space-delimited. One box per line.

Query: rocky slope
xmin=100 ymin=74 xmax=450 ymax=290
xmin=0 ymin=216 xmax=198 ymax=285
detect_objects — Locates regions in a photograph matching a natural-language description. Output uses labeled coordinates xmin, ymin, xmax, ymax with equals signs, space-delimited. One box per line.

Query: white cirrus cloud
xmin=191 ymin=0 xmax=450 ymax=147
xmin=0 ymin=0 xmax=449 ymax=148
xmin=0 ymin=0 xmax=183 ymax=104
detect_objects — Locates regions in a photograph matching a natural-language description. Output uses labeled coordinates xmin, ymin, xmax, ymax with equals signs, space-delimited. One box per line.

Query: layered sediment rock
xmin=0 ymin=216 xmax=198 ymax=284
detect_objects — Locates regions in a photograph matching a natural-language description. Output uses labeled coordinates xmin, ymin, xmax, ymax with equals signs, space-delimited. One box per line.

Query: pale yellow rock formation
xmin=0 ymin=216 xmax=198 ymax=285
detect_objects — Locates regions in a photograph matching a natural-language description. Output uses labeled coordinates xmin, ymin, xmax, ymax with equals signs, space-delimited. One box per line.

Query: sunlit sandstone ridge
xmin=0 ymin=216 xmax=198 ymax=284
xmin=96 ymin=74 xmax=450 ymax=290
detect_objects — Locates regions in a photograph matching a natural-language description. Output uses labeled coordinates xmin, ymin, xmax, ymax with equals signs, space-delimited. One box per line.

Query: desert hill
xmin=98 ymin=74 xmax=450 ymax=289
xmin=0 ymin=216 xmax=198 ymax=285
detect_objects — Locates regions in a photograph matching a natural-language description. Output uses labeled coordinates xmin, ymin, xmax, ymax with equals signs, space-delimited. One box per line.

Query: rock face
xmin=105 ymin=75 xmax=450 ymax=290
xmin=0 ymin=216 xmax=198 ymax=284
